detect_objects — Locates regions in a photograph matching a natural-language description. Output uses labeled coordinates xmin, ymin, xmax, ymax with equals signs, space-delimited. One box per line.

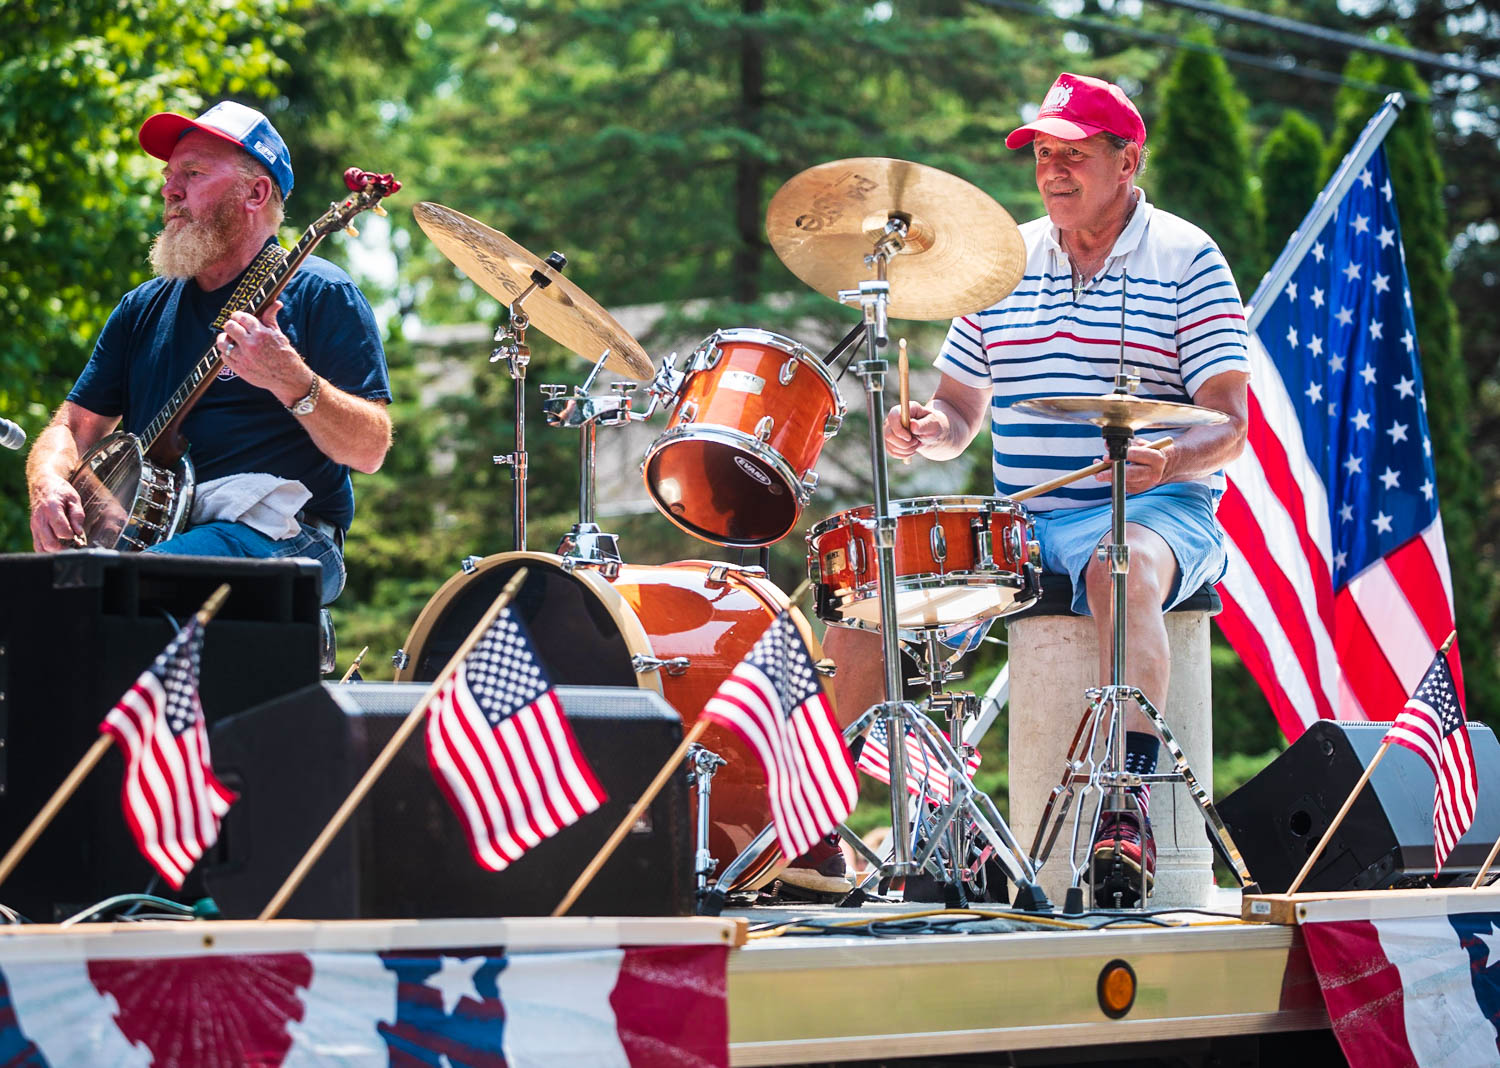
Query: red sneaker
xmin=1090 ymin=812 xmax=1156 ymax=904
xmin=779 ymin=833 xmax=854 ymax=894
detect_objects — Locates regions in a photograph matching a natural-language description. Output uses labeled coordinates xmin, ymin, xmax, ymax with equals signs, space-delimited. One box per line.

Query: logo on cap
xmin=1041 ymin=82 xmax=1073 ymax=114
xmin=250 ymin=139 xmax=277 ymax=167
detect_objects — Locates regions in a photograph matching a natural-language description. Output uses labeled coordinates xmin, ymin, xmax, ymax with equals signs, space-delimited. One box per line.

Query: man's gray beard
xmin=148 ymin=204 xmax=244 ymax=281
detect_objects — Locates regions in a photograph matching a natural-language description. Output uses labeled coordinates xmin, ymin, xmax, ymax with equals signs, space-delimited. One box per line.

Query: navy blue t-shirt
xmin=68 ymin=244 xmax=391 ymax=531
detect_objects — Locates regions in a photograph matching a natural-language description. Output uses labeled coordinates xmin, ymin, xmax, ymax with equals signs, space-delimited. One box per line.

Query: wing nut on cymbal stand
xmin=490 ymin=250 xmax=568 ymax=553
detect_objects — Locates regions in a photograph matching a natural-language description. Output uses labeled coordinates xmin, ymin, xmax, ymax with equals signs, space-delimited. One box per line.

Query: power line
xmin=974 ymin=0 xmax=1402 ymax=96
xmin=1149 ymin=0 xmax=1500 ymax=82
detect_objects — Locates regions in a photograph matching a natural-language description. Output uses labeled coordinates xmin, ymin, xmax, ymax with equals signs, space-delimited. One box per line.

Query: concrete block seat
xmin=1005 ymin=572 xmax=1222 ymax=907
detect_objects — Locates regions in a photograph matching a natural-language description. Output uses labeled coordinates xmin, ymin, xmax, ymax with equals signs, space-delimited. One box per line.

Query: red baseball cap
xmin=1005 ymin=73 xmax=1147 ymax=150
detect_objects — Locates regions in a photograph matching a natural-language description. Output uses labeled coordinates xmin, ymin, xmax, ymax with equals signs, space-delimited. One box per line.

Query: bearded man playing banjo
xmin=26 ymin=101 xmax=392 ymax=604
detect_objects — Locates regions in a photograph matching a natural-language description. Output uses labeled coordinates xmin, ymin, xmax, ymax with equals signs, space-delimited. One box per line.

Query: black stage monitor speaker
xmin=0 ymin=550 xmax=322 ymax=920
xmin=1220 ymin=720 xmax=1500 ymax=893
xmin=205 ymin=683 xmax=693 ymax=919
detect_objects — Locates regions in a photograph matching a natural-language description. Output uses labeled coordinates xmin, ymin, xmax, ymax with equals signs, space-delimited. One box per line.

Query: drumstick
xmin=1011 ymin=437 xmax=1172 ymax=502
xmin=898 ymin=338 xmax=911 ymax=466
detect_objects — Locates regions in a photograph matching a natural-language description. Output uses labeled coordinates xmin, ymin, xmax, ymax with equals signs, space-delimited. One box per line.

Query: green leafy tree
xmin=1149 ymin=27 xmax=1263 ymax=290
xmin=1326 ymin=40 xmax=1498 ymax=720
xmin=0 ymin=0 xmax=297 ymax=550
xmin=1257 ymin=110 xmax=1326 ymax=263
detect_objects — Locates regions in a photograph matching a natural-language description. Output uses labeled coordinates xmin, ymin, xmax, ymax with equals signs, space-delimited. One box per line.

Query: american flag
xmin=1383 ymin=649 xmax=1475 ymax=872
xmin=99 ymin=618 xmax=236 ymax=889
xmin=700 ymin=612 xmax=857 ymax=862
xmin=424 ymin=607 xmax=606 ymax=872
xmin=856 ymin=718 xmax=981 ymax=804
xmin=1216 ymin=145 xmax=1461 ymax=741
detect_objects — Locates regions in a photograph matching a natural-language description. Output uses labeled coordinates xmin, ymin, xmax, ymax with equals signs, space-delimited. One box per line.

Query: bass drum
xmin=395 ymin=552 xmax=825 ymax=890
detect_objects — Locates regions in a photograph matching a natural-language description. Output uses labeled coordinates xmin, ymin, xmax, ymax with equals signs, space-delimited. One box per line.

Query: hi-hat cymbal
xmin=414 ymin=202 xmax=653 ymax=381
xmin=1013 ymin=394 xmax=1230 ymax=430
xmin=765 ymin=157 xmax=1025 ymax=321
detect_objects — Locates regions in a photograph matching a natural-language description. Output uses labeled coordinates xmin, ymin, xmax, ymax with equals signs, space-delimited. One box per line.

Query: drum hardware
xmin=542 ymin=352 xmax=635 ymax=568
xmin=686 ymin=744 xmax=728 ymax=902
xmin=487 ymin=249 xmax=566 ymax=552
xmin=705 ymin=562 xmax=765 ymax=585
xmin=765 ymin=157 xmax=1047 ymax=911
xmin=632 ymin=653 xmax=691 ymax=676
xmin=1018 ymin=382 xmax=1254 ymax=911
xmin=460 ymin=554 xmax=483 ymax=574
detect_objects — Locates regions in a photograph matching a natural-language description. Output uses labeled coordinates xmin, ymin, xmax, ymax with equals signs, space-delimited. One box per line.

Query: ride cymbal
xmin=1013 ymin=394 xmax=1230 ymax=431
xmin=765 ymin=157 xmax=1025 ymax=321
xmin=414 ymin=202 xmax=653 ymax=380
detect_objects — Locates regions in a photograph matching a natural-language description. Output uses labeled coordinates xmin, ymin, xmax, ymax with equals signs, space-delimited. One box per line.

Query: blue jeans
xmin=144 ymin=520 xmax=346 ymax=604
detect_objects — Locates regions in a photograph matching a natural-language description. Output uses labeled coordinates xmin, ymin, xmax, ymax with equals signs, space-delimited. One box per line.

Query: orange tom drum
xmin=642 ymin=328 xmax=845 ymax=547
xmin=809 ymin=496 xmax=1042 ymax=633
xmin=395 ymin=553 xmax=830 ymax=889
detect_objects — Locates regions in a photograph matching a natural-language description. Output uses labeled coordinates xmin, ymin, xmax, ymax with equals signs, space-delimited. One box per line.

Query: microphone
xmin=0 ymin=418 xmax=25 ymax=451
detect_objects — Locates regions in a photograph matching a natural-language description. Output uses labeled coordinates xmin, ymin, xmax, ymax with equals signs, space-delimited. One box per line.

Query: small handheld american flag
xmin=700 ymin=611 xmax=857 ymax=863
xmin=425 ymin=606 xmax=606 ymax=872
xmin=856 ymin=718 xmax=981 ymax=804
xmin=1383 ymin=645 xmax=1476 ymax=872
xmin=100 ymin=615 xmax=236 ymax=889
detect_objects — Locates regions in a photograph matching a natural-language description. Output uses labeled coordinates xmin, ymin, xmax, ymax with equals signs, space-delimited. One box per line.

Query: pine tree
xmin=1149 ymin=28 xmax=1263 ymax=291
xmin=1257 ymin=110 xmax=1326 ymax=265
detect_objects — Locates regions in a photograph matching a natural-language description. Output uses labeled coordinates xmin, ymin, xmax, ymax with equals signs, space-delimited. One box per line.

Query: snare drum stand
xmin=1029 ymin=411 xmax=1254 ymax=911
xmin=491 ymin=250 xmax=567 ymax=552
xmin=836 ymin=219 xmax=1048 ymax=911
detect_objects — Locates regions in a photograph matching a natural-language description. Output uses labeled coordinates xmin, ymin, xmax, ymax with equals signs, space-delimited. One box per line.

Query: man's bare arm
xmin=27 ymin=402 xmax=120 ymax=551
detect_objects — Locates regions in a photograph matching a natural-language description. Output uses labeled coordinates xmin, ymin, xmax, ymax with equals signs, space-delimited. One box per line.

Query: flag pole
xmin=0 ymin=583 xmax=233 ymax=891
xmin=339 ymin=646 xmax=370 ymax=684
xmin=1287 ymin=630 xmax=1457 ymax=896
xmin=1244 ymin=93 xmax=1405 ymax=331
xmin=552 ymin=578 xmax=816 ymax=917
xmin=259 ymin=569 xmax=529 ymax=921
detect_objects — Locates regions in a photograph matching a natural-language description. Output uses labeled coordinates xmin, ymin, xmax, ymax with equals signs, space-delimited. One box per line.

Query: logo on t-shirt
xmin=216 ymin=366 xmax=239 ymax=381
xmin=1041 ymin=83 xmax=1073 ymax=114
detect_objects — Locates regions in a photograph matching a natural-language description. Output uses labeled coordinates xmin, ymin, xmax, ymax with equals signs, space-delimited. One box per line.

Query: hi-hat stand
xmin=1026 ymin=381 xmax=1255 ymax=910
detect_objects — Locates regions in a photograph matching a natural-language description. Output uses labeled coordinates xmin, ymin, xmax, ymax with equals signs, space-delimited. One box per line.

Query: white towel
xmin=190 ymin=473 xmax=313 ymax=540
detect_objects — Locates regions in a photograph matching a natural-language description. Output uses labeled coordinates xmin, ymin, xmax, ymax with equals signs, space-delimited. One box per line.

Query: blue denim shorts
xmin=1030 ymin=482 xmax=1226 ymax=617
xmin=145 ymin=520 xmax=346 ymax=604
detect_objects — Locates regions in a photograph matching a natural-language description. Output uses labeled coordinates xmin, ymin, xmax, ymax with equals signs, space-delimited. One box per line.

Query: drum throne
xmin=1006 ymin=577 xmax=1222 ymax=908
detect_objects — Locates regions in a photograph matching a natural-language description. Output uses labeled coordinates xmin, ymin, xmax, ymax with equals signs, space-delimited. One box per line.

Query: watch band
xmin=287 ymin=374 xmax=321 ymax=416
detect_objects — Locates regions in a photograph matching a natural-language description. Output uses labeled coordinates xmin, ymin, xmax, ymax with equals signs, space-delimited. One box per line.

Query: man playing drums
xmin=828 ymin=72 xmax=1251 ymax=902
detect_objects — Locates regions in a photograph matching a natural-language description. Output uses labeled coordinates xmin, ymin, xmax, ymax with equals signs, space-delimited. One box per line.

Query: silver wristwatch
xmin=287 ymin=375 xmax=321 ymax=417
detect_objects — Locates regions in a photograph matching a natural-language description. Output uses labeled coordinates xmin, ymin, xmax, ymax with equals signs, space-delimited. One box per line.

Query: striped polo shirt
xmin=934 ymin=190 xmax=1251 ymax=513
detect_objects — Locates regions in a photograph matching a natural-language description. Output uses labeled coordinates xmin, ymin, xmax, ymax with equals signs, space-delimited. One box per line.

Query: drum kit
xmin=394 ymin=156 xmax=1252 ymax=912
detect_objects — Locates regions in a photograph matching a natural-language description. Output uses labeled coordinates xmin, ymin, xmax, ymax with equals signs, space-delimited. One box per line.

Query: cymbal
xmin=1012 ymin=394 xmax=1230 ymax=430
xmin=765 ymin=157 xmax=1025 ymax=321
xmin=413 ymin=202 xmax=653 ymax=381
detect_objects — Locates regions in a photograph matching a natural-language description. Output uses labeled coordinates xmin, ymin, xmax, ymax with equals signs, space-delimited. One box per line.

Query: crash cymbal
xmin=765 ymin=157 xmax=1025 ymax=321
xmin=1013 ymin=394 xmax=1230 ymax=430
xmin=414 ymin=202 xmax=653 ymax=381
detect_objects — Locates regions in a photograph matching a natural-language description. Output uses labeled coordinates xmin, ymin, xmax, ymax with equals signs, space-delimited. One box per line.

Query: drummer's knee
xmin=822 ymin=626 xmax=883 ymax=728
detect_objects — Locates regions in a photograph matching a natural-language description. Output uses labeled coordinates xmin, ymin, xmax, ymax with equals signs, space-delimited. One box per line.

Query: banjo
xmin=68 ymin=168 xmax=401 ymax=551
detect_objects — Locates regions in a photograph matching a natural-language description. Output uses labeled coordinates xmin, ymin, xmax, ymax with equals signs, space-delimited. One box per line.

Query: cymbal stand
xmin=835 ymin=217 xmax=1048 ymax=910
xmin=491 ymin=250 xmax=567 ymax=552
xmin=1028 ymin=412 xmax=1255 ymax=910
xmin=541 ymin=349 xmax=634 ymax=573
xmin=686 ymin=744 xmax=727 ymax=904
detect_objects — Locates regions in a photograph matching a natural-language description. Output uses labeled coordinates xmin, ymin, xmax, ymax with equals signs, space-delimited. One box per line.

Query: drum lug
xmin=823 ymin=412 xmax=843 ymax=437
xmin=930 ymin=523 xmax=948 ymax=564
xmin=1003 ymin=524 xmax=1023 ymax=565
xmin=973 ymin=517 xmax=997 ymax=571
xmin=754 ymin=415 xmax=774 ymax=442
xmin=706 ymin=562 xmax=766 ymax=585
xmin=779 ymin=357 xmax=798 ymax=385
xmin=799 ymin=470 xmax=820 ymax=503
xmin=632 ymin=653 xmax=691 ymax=676
xmin=678 ymin=400 xmax=698 ymax=424
xmin=460 ymin=555 xmax=483 ymax=574
xmin=689 ymin=337 xmax=723 ymax=372
xmin=392 ymin=649 xmax=410 ymax=670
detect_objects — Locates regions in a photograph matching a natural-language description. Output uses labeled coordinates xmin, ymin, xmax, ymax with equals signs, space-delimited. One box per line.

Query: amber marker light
xmin=1097 ymin=958 xmax=1137 ymax=1018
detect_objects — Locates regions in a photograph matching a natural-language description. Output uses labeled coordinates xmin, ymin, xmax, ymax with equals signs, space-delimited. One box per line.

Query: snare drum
xmin=642 ymin=328 xmax=844 ymax=547
xmin=395 ymin=552 xmax=827 ymax=888
xmin=809 ymin=496 xmax=1041 ymax=632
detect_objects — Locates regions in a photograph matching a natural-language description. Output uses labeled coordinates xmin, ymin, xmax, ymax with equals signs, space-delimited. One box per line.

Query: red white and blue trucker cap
xmin=1004 ymin=73 xmax=1147 ymax=150
xmin=139 ymin=101 xmax=295 ymax=199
